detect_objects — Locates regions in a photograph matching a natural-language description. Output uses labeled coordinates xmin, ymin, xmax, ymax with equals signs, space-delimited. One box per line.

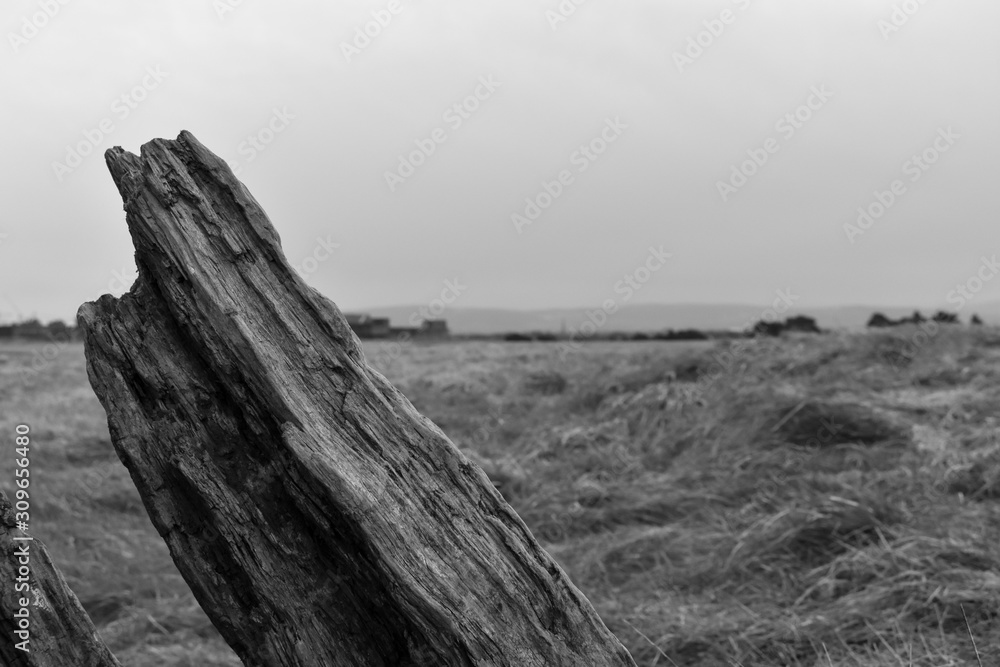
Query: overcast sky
xmin=1 ymin=0 xmax=998 ymax=323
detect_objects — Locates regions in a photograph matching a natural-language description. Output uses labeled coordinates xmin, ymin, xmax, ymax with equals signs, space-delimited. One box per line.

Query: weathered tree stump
xmin=76 ymin=131 xmax=637 ymax=667
xmin=0 ymin=489 xmax=122 ymax=667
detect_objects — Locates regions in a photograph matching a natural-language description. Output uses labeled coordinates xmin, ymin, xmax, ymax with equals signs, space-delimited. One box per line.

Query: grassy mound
xmin=392 ymin=328 xmax=1000 ymax=665
xmin=5 ymin=327 xmax=1000 ymax=665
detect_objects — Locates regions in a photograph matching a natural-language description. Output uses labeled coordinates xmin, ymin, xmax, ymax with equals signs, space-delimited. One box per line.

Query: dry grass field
xmin=2 ymin=327 xmax=1000 ymax=665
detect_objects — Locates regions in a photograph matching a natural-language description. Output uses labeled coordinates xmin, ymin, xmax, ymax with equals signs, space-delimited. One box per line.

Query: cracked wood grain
xmin=76 ymin=131 xmax=636 ymax=667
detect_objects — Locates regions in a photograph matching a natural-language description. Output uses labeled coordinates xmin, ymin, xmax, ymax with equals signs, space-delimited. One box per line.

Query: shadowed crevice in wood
xmin=77 ymin=131 xmax=636 ymax=666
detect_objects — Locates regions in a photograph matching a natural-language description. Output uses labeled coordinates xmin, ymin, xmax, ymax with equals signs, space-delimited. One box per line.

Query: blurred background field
xmin=2 ymin=327 xmax=999 ymax=666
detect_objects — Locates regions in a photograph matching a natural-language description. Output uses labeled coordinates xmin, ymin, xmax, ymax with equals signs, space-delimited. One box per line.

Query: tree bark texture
xmin=0 ymin=489 xmax=122 ymax=667
xmin=76 ymin=131 xmax=637 ymax=667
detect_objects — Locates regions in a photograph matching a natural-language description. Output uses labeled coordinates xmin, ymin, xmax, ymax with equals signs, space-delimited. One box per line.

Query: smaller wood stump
xmin=0 ymin=489 xmax=122 ymax=667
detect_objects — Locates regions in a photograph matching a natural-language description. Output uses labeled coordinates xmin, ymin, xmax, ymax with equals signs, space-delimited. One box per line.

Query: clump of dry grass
xmin=767 ymin=399 xmax=907 ymax=448
xmin=379 ymin=329 xmax=1000 ymax=666
xmin=523 ymin=370 xmax=568 ymax=395
xmin=865 ymin=332 xmax=918 ymax=370
xmin=943 ymin=446 xmax=1000 ymax=499
xmin=726 ymin=491 xmax=903 ymax=570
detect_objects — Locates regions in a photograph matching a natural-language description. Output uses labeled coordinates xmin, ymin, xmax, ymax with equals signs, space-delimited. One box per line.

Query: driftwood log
xmin=0 ymin=489 xmax=122 ymax=666
xmin=76 ymin=131 xmax=636 ymax=666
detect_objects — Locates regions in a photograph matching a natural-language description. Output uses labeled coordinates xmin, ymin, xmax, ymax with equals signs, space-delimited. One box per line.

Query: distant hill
xmin=361 ymin=302 xmax=1000 ymax=335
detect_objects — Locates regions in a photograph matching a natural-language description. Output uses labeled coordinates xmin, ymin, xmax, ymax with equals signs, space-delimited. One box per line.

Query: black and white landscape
xmin=2 ymin=2 xmax=999 ymax=666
